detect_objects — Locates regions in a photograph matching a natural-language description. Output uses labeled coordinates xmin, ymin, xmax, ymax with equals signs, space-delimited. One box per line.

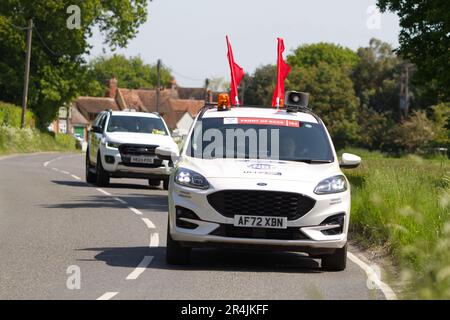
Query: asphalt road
xmin=0 ymin=152 xmax=387 ymax=300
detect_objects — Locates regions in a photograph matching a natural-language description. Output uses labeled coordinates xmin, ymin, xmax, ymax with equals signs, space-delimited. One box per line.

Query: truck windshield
xmin=106 ymin=116 xmax=168 ymax=135
xmin=186 ymin=117 xmax=334 ymax=162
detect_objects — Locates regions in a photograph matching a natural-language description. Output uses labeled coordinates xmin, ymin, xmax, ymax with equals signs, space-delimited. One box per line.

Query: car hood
xmin=105 ymin=132 xmax=177 ymax=147
xmin=179 ymin=157 xmax=339 ymax=183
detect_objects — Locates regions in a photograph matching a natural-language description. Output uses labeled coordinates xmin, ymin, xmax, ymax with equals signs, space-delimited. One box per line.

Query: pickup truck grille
xmin=207 ymin=190 xmax=315 ymax=221
xmin=118 ymin=144 xmax=162 ymax=168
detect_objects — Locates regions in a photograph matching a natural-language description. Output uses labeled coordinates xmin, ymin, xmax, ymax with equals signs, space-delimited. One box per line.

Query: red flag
xmin=226 ymin=36 xmax=244 ymax=106
xmin=272 ymin=38 xmax=291 ymax=107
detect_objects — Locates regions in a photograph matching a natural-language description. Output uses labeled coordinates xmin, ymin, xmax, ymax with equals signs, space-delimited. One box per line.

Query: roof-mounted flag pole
xmin=226 ymin=35 xmax=244 ymax=107
xmin=272 ymin=38 xmax=291 ymax=109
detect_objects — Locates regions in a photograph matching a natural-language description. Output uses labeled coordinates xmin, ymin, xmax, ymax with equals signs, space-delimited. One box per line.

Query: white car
xmin=157 ymin=92 xmax=361 ymax=271
xmin=86 ymin=110 xmax=178 ymax=189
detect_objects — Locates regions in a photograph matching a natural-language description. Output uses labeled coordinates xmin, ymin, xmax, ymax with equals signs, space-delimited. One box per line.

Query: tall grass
xmin=0 ymin=126 xmax=77 ymax=154
xmin=346 ymin=151 xmax=450 ymax=299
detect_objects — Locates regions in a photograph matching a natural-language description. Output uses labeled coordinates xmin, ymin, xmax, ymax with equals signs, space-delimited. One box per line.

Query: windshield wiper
xmin=291 ymin=159 xmax=333 ymax=164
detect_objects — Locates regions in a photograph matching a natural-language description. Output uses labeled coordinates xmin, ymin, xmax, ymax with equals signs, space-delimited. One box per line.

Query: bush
xmin=0 ymin=101 xmax=34 ymax=128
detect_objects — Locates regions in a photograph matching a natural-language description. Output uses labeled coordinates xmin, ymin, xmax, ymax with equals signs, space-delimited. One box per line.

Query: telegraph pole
xmin=21 ymin=19 xmax=33 ymax=128
xmin=156 ymin=59 xmax=161 ymax=113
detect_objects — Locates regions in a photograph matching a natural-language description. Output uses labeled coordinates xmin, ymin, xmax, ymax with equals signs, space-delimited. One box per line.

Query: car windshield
xmin=106 ymin=115 xmax=168 ymax=135
xmin=186 ymin=117 xmax=334 ymax=162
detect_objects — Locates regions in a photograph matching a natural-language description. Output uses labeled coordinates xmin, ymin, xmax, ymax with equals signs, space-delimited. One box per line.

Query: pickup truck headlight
xmin=106 ymin=141 xmax=121 ymax=149
xmin=175 ymin=168 xmax=209 ymax=190
xmin=314 ymin=175 xmax=347 ymax=194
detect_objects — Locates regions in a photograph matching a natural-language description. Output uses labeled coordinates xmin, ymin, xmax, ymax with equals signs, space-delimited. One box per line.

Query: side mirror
xmin=340 ymin=153 xmax=361 ymax=169
xmin=171 ymin=129 xmax=182 ymax=138
xmin=155 ymin=146 xmax=179 ymax=162
xmin=91 ymin=125 xmax=103 ymax=133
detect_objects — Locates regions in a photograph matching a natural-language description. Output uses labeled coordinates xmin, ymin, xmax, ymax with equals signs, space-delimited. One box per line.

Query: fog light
xmin=320 ymin=213 xmax=345 ymax=235
xmin=175 ymin=206 xmax=200 ymax=229
xmin=104 ymin=155 xmax=115 ymax=164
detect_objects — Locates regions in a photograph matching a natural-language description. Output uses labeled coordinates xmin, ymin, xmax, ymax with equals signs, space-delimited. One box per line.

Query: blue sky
xmin=88 ymin=0 xmax=400 ymax=87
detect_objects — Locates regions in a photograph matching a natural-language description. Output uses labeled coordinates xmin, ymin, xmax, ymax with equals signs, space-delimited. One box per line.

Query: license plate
xmin=234 ymin=215 xmax=287 ymax=229
xmin=130 ymin=156 xmax=154 ymax=164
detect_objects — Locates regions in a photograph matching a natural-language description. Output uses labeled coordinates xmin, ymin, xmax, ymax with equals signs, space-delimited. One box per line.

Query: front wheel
xmin=321 ymin=244 xmax=347 ymax=271
xmin=96 ymin=153 xmax=110 ymax=187
xmin=166 ymin=218 xmax=190 ymax=265
xmin=85 ymin=149 xmax=97 ymax=183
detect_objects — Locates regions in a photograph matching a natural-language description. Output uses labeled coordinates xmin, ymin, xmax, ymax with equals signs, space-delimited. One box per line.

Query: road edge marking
xmin=126 ymin=256 xmax=154 ymax=280
xmin=347 ymin=251 xmax=398 ymax=300
xmin=96 ymin=292 xmax=119 ymax=300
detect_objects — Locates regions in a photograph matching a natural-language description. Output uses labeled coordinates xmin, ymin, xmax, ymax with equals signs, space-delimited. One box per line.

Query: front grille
xmin=207 ymin=190 xmax=316 ymax=221
xmin=210 ymin=224 xmax=310 ymax=240
xmin=118 ymin=144 xmax=162 ymax=168
xmin=119 ymin=144 xmax=158 ymax=156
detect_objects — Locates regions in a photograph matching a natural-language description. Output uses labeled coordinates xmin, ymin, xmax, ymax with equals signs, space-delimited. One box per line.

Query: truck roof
xmin=110 ymin=110 xmax=160 ymax=118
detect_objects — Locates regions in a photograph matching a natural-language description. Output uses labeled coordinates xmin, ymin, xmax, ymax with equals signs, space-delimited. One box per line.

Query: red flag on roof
xmin=272 ymin=38 xmax=291 ymax=107
xmin=226 ymin=36 xmax=244 ymax=106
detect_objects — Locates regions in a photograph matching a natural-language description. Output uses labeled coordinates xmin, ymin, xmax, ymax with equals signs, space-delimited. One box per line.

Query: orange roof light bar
xmin=217 ymin=93 xmax=230 ymax=111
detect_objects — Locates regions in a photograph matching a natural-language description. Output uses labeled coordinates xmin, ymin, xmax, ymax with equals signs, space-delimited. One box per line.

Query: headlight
xmin=106 ymin=141 xmax=121 ymax=149
xmin=314 ymin=175 xmax=347 ymax=194
xmin=174 ymin=168 xmax=209 ymax=189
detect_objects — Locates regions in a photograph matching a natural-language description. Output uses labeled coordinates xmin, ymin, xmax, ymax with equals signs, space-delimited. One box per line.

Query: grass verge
xmin=345 ymin=150 xmax=450 ymax=299
xmin=0 ymin=126 xmax=78 ymax=155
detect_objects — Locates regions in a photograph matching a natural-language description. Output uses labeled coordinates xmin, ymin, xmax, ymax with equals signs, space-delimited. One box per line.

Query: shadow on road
xmin=42 ymin=194 xmax=168 ymax=212
xmin=51 ymin=180 xmax=163 ymax=191
xmin=78 ymin=246 xmax=322 ymax=273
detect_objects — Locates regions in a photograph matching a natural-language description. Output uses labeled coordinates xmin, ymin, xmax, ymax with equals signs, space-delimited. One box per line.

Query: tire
xmin=85 ymin=149 xmax=97 ymax=183
xmin=166 ymin=218 xmax=190 ymax=265
xmin=96 ymin=153 xmax=110 ymax=187
xmin=321 ymin=244 xmax=347 ymax=271
xmin=148 ymin=179 xmax=161 ymax=187
xmin=163 ymin=178 xmax=169 ymax=190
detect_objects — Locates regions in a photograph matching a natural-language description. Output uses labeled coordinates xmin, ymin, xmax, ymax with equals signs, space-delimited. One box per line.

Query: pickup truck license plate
xmin=234 ymin=215 xmax=287 ymax=229
xmin=130 ymin=156 xmax=154 ymax=164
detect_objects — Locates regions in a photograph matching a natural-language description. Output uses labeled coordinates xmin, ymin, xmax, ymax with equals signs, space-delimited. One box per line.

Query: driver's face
xmin=280 ymin=138 xmax=296 ymax=158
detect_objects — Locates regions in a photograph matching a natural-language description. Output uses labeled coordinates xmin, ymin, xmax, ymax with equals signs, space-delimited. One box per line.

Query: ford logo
xmin=257 ymin=182 xmax=267 ymax=186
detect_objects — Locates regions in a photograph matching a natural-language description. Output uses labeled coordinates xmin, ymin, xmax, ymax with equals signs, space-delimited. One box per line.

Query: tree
xmin=243 ymin=65 xmax=276 ymax=107
xmin=87 ymin=55 xmax=172 ymax=96
xmin=351 ymin=38 xmax=402 ymax=117
xmin=0 ymin=0 xmax=150 ymax=127
xmin=377 ymin=0 xmax=450 ymax=102
xmin=287 ymin=43 xmax=360 ymax=148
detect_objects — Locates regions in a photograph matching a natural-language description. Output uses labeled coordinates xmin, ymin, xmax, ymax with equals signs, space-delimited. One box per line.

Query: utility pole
xmin=204 ymin=78 xmax=209 ymax=102
xmin=156 ymin=59 xmax=161 ymax=113
xmin=21 ymin=19 xmax=33 ymax=128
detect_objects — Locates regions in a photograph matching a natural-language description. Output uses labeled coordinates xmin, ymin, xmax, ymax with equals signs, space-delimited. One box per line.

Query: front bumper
xmin=168 ymin=177 xmax=350 ymax=252
xmin=101 ymin=146 xmax=171 ymax=178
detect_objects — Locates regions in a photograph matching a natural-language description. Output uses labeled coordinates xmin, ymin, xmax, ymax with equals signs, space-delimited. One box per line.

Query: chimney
xmin=106 ymin=77 xmax=118 ymax=98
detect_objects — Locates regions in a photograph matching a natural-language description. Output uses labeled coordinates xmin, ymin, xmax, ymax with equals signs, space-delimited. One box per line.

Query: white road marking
xmin=126 ymin=256 xmax=154 ymax=280
xmin=128 ymin=206 xmax=143 ymax=215
xmin=96 ymin=292 xmax=119 ymax=300
xmin=113 ymin=197 xmax=127 ymax=204
xmin=142 ymin=218 xmax=156 ymax=229
xmin=347 ymin=252 xmax=397 ymax=300
xmin=149 ymin=233 xmax=159 ymax=247
xmin=71 ymin=174 xmax=81 ymax=180
xmin=96 ymin=188 xmax=112 ymax=196
xmin=51 ymin=167 xmax=59 ymax=172
xmin=60 ymin=170 xmax=70 ymax=175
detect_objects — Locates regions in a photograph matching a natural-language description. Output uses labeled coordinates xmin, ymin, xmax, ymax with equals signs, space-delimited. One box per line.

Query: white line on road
xmin=347 ymin=252 xmax=397 ymax=300
xmin=113 ymin=197 xmax=127 ymax=204
xmin=128 ymin=206 xmax=143 ymax=216
xmin=126 ymin=256 xmax=154 ymax=280
xmin=96 ymin=292 xmax=119 ymax=300
xmin=60 ymin=170 xmax=70 ymax=175
xmin=71 ymin=174 xmax=81 ymax=180
xmin=96 ymin=188 xmax=112 ymax=196
xmin=142 ymin=218 xmax=156 ymax=229
xmin=149 ymin=233 xmax=159 ymax=247
xmin=51 ymin=167 xmax=59 ymax=172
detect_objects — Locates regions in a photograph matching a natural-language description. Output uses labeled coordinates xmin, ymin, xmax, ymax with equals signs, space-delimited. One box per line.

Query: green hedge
xmin=0 ymin=101 xmax=34 ymax=128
